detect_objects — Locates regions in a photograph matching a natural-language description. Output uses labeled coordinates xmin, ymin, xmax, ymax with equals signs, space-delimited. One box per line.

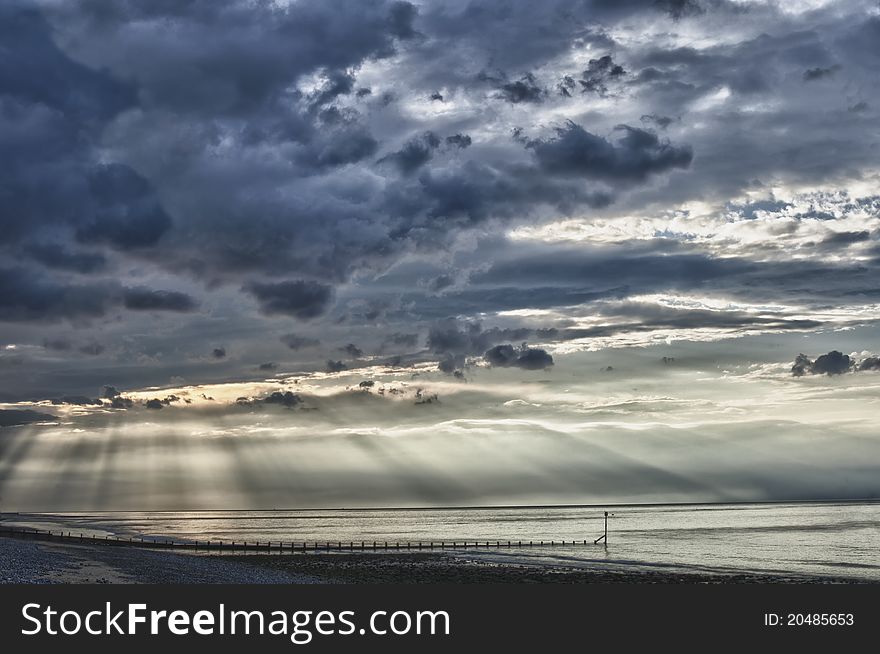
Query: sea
xmin=4 ymin=500 xmax=878 ymax=581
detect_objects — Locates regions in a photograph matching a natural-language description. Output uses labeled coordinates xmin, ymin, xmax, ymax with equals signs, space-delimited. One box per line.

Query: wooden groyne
xmin=0 ymin=525 xmax=596 ymax=552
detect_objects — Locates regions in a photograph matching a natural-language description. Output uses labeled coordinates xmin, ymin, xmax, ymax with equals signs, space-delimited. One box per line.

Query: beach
xmin=1 ymin=535 xmax=863 ymax=584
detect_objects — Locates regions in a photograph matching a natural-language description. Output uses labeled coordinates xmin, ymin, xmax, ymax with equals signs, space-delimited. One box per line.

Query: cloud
xmin=109 ymin=396 xmax=134 ymax=409
xmin=803 ymin=65 xmax=840 ymax=81
xmin=378 ymin=131 xmax=441 ymax=175
xmin=640 ymin=114 xmax=675 ymax=130
xmin=258 ymin=362 xmax=277 ymax=371
xmin=261 ymin=391 xmax=303 ymax=408
xmin=50 ymin=395 xmax=101 ymax=406
xmin=42 ymin=0 xmax=417 ymax=115
xmin=579 ymin=55 xmax=626 ymax=95
xmin=497 ymin=73 xmax=546 ymax=104
xmin=445 ymin=134 xmax=472 ymax=149
xmin=820 ymin=231 xmax=870 ymax=248
xmin=0 ymin=408 xmax=56 ymax=427
xmin=43 ymin=339 xmax=71 ymax=352
xmin=428 ymin=321 xmax=532 ymax=358
xmin=123 ymin=288 xmax=199 ymax=312
xmin=78 ymin=342 xmax=105 ymax=356
xmin=0 ymin=266 xmax=117 ymax=322
xmin=655 ymin=0 xmax=704 ymax=20
xmin=525 ymin=122 xmax=693 ymax=183
xmin=326 ymin=359 xmax=347 ymax=372
xmin=25 ymin=243 xmax=106 ymax=274
xmin=340 ymin=343 xmax=364 ymax=358
xmin=3 ymin=0 xmax=880 ymax=402
xmin=484 ymin=344 xmax=554 ymax=370
xmin=280 ymin=334 xmax=321 ymax=350
xmin=791 ymin=351 xmax=853 ymax=376
xmin=212 ymin=347 xmax=226 ymax=359
xmin=75 ymin=164 xmax=173 ymax=250
xmin=859 ymin=357 xmax=880 ymax=371
xmin=102 ymin=386 xmax=121 ymax=399
xmin=245 ymin=280 xmax=334 ymax=319
xmin=382 ymin=332 xmax=419 ymax=349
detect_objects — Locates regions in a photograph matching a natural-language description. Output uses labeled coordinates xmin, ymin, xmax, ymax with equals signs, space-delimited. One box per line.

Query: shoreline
xmin=1 ymin=536 xmax=867 ymax=584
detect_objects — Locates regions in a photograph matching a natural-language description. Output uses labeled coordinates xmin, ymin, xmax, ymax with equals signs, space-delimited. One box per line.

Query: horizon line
xmin=3 ymin=496 xmax=879 ymax=515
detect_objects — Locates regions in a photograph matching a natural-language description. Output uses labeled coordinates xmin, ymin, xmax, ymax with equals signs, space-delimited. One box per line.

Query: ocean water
xmin=5 ymin=501 xmax=879 ymax=581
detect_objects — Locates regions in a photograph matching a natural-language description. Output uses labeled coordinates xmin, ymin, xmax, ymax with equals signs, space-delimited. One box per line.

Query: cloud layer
xmin=2 ymin=0 xmax=880 ymax=405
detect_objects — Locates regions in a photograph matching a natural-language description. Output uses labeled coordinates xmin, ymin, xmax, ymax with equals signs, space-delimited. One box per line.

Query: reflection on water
xmin=6 ymin=500 xmax=879 ymax=580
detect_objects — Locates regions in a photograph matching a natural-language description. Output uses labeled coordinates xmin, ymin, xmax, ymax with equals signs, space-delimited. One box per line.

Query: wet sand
xmin=2 ymin=535 xmax=863 ymax=584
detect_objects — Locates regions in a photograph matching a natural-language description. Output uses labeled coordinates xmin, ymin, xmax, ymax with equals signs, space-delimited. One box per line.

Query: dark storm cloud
xmin=484 ymin=344 xmax=554 ymax=370
xmin=525 ymin=122 xmax=693 ymax=183
xmin=640 ymin=114 xmax=675 ymax=129
xmin=3 ymin=0 xmax=700 ymax=356
xmin=280 ymin=334 xmax=321 ymax=350
xmin=0 ymin=267 xmax=117 ymax=322
xmin=791 ymin=351 xmax=880 ymax=377
xmin=0 ymin=3 xmax=135 ymax=121
xmin=261 ymin=391 xmax=303 ymax=408
xmin=307 ymin=70 xmax=356 ymax=109
xmin=820 ymin=231 xmax=870 ymax=248
xmin=496 ymin=73 xmax=546 ymax=104
xmin=102 ymin=386 xmax=121 ymax=399
xmin=109 ymin=395 xmax=134 ymax=409
xmin=0 ymin=4 xmax=168 ymax=259
xmin=0 ymin=272 xmax=197 ymax=323
xmin=579 ymin=55 xmax=626 ymax=95
xmin=75 ymin=164 xmax=173 ymax=250
xmin=123 ymin=288 xmax=198 ymax=312
xmin=340 ymin=343 xmax=364 ymax=358
xmin=655 ymin=0 xmax=704 ymax=20
xmin=859 ymin=357 xmax=880 ymax=371
xmin=50 ymin=395 xmax=101 ymax=406
xmin=427 ymin=321 xmax=535 ymax=374
xmin=399 ymin=158 xmax=615 ymax=233
xmin=472 ymin=246 xmax=753 ymax=290
xmin=445 ymin=134 xmax=472 ymax=149
xmin=78 ymin=342 xmax=105 ymax=356
xmin=378 ymin=131 xmax=441 ymax=175
xmin=803 ymin=65 xmax=840 ymax=81
xmin=791 ymin=351 xmax=852 ymax=376
xmin=43 ymin=339 xmax=72 ymax=352
xmin=4 ymin=0 xmax=880 ymax=398
xmin=0 ymin=409 xmax=56 ymax=427
xmin=212 ymin=347 xmax=226 ymax=359
xmin=42 ymin=0 xmax=418 ymax=115
xmin=24 ymin=243 xmax=106 ymax=274
xmin=246 ymin=280 xmax=334 ymax=319
xmin=382 ymin=332 xmax=420 ymax=349
xmin=427 ymin=274 xmax=455 ymax=292
xmin=557 ymin=75 xmax=577 ymax=97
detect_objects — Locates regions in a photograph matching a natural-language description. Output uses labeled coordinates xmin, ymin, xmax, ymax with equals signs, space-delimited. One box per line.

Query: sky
xmin=1 ymin=0 xmax=880 ymax=510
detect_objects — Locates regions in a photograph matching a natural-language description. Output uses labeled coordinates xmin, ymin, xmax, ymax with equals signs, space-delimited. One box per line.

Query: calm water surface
xmin=6 ymin=501 xmax=879 ymax=580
